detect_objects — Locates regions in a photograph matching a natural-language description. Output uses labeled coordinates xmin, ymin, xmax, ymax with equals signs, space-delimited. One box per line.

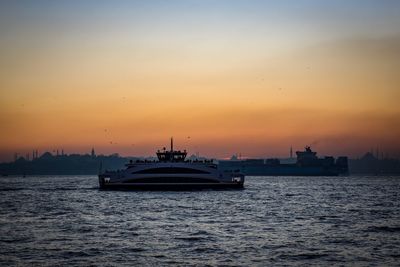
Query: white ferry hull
xmin=98 ymin=162 xmax=244 ymax=190
xmin=98 ymin=180 xmax=244 ymax=190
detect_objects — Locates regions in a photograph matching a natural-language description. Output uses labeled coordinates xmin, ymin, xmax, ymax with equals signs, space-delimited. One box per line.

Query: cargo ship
xmin=218 ymin=146 xmax=348 ymax=176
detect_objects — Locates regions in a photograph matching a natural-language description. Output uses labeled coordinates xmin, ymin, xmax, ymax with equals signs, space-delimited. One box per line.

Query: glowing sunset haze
xmin=1 ymin=1 xmax=400 ymax=161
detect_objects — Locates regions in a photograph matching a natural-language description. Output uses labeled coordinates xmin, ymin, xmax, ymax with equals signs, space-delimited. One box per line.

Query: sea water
xmin=0 ymin=175 xmax=399 ymax=266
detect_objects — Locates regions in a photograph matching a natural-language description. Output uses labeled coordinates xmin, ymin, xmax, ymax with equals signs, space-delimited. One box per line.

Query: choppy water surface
xmin=0 ymin=176 xmax=399 ymax=266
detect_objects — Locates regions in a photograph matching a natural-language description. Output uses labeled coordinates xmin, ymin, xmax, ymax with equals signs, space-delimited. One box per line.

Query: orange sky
xmin=1 ymin=1 xmax=400 ymax=161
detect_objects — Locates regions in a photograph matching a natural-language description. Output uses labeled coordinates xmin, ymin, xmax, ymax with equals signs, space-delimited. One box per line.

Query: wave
xmin=278 ymin=252 xmax=330 ymax=260
xmin=366 ymin=226 xmax=400 ymax=233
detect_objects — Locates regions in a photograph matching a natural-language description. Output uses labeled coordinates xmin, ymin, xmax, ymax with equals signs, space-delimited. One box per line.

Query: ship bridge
xmin=156 ymin=138 xmax=187 ymax=162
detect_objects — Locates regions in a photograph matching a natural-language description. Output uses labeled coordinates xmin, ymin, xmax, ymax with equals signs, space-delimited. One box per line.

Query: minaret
xmin=170 ymin=137 xmax=173 ymax=152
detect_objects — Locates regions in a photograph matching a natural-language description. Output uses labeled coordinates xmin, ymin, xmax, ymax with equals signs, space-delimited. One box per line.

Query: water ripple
xmin=0 ymin=175 xmax=400 ymax=266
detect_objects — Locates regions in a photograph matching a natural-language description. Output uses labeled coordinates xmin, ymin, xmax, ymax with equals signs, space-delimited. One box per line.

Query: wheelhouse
xmin=156 ymin=138 xmax=187 ymax=162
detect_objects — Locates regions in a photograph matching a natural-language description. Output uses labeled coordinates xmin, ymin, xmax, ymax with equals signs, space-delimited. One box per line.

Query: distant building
xmin=230 ymin=155 xmax=238 ymax=160
xmin=41 ymin=152 xmax=53 ymax=159
xmin=348 ymin=152 xmax=400 ymax=174
xmin=0 ymin=151 xmax=132 ymax=175
xmin=91 ymin=148 xmax=96 ymax=158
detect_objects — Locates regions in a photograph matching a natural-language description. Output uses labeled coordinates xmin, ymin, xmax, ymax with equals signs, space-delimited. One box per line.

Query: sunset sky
xmin=1 ymin=0 xmax=400 ymax=161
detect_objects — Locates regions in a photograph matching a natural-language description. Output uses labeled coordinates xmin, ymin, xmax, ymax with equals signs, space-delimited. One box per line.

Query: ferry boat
xmin=99 ymin=138 xmax=244 ymax=190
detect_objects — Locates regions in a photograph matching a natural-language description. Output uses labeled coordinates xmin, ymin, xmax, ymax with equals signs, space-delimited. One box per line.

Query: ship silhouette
xmin=219 ymin=146 xmax=349 ymax=176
